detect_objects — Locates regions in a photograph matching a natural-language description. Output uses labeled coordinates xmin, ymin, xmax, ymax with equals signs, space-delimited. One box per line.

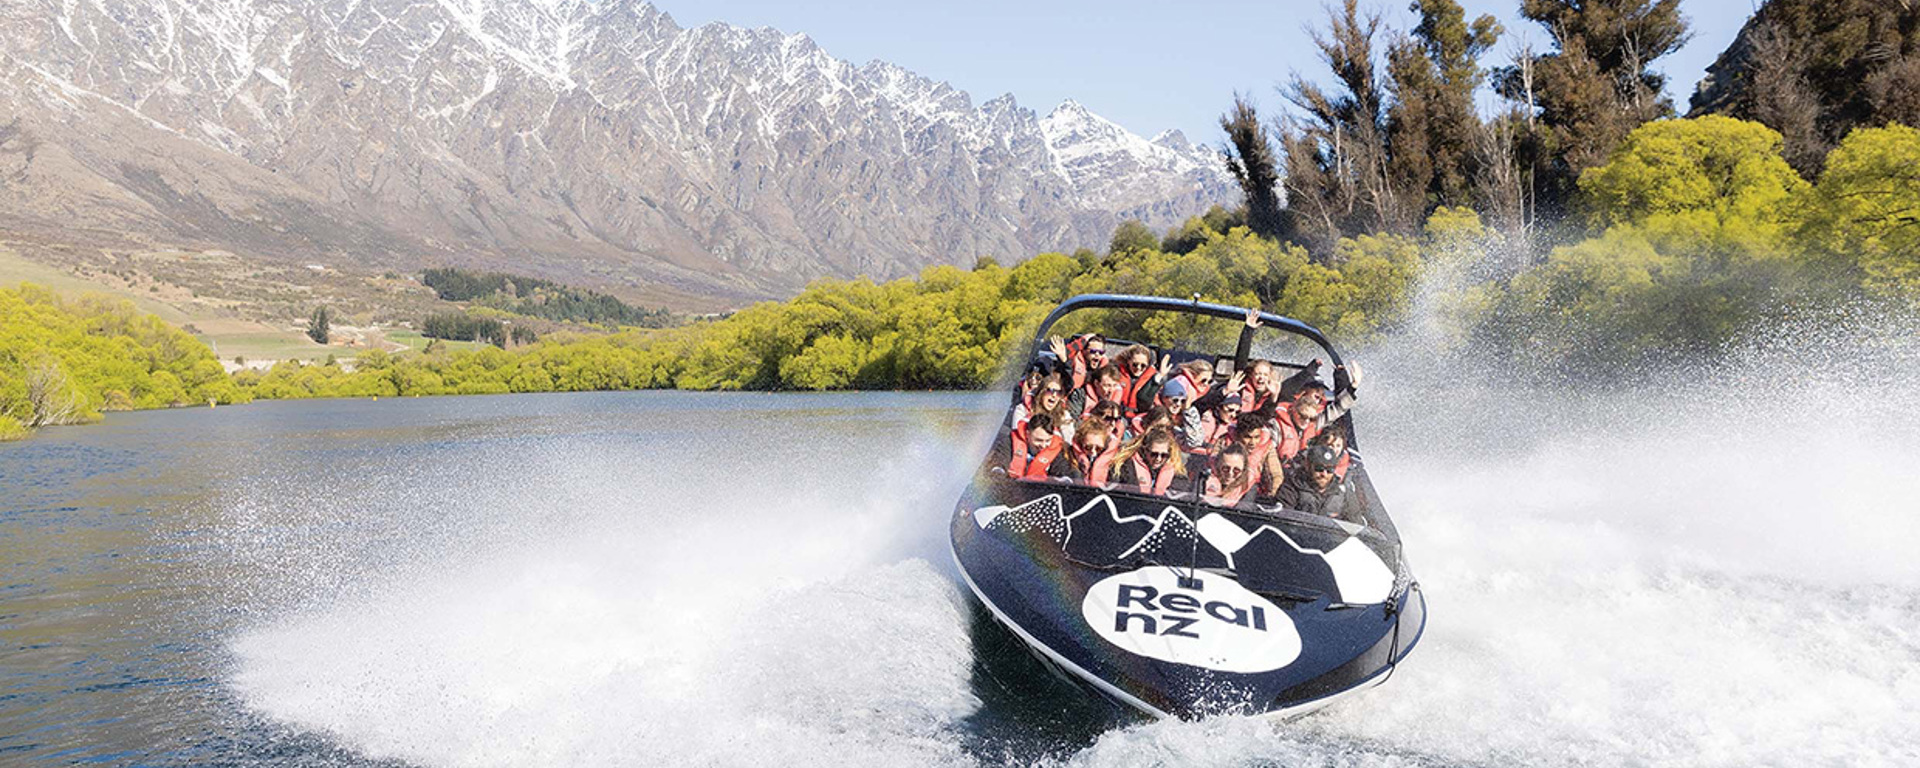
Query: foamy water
xmin=223 ymin=325 xmax=1920 ymax=767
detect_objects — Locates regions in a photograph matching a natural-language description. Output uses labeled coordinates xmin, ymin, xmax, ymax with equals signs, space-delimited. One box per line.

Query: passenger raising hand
xmin=1333 ymin=362 xmax=1363 ymax=395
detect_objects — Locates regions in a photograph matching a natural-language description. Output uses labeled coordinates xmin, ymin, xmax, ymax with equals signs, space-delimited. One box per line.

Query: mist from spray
xmin=1059 ymin=242 xmax=1920 ymax=766
xmin=227 ymin=267 xmax=1920 ymax=766
xmin=225 ymin=395 xmax=997 ymax=767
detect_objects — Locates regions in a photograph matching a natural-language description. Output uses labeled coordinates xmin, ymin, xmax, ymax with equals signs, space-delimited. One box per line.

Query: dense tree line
xmin=420 ymin=311 xmax=536 ymax=347
xmin=1690 ymin=0 xmax=1920 ymax=176
xmin=4 ymin=110 xmax=1913 ymax=442
xmin=226 ymin=108 xmax=1918 ymax=396
xmin=1227 ymin=0 xmax=1918 ymax=250
xmin=0 ymin=285 xmax=247 ymax=439
xmin=420 ymin=268 xmax=674 ymax=328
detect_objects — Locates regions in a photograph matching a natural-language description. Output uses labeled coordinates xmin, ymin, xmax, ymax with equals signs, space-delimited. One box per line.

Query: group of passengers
xmin=1005 ymin=313 xmax=1367 ymax=524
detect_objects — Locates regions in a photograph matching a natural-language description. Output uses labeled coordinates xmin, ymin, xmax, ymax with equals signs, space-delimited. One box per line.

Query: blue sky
xmin=655 ymin=0 xmax=1759 ymax=146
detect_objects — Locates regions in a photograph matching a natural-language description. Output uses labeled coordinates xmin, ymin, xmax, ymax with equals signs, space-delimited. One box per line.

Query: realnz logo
xmin=1082 ymin=566 xmax=1302 ymax=673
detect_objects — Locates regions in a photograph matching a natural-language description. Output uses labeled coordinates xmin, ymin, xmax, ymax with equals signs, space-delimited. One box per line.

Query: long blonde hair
xmin=1113 ymin=425 xmax=1185 ymax=477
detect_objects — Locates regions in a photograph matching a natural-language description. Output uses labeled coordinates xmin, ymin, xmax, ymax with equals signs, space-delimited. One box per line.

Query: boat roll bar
xmin=1028 ymin=293 xmax=1345 ymax=369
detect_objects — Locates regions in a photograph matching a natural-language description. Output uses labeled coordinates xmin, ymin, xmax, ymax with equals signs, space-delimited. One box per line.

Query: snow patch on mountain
xmin=0 ymin=0 xmax=1234 ymax=301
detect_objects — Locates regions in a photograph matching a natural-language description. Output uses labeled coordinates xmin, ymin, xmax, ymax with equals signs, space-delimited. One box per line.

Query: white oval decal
xmin=1081 ymin=566 xmax=1302 ymax=674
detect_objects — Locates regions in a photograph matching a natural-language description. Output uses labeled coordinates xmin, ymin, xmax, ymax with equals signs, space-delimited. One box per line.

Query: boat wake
xmin=227 ymin=398 xmax=993 ymax=766
xmin=227 ymin=311 xmax=1920 ymax=765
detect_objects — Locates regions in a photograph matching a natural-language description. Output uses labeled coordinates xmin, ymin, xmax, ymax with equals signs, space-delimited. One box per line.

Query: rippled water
xmin=3 ymin=356 xmax=1917 ymax=766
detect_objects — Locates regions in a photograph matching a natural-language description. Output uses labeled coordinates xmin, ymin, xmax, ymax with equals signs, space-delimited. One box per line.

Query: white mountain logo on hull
xmin=971 ymin=493 xmax=1395 ymax=604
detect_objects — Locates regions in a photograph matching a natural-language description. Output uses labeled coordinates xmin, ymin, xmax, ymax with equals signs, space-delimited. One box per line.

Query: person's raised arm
xmin=1234 ymin=307 xmax=1259 ymax=373
xmin=1191 ymin=370 xmax=1239 ymax=413
xmin=1321 ymin=362 xmax=1363 ymax=425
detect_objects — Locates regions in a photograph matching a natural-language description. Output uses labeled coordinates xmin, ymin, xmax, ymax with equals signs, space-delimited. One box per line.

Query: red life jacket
xmin=1120 ymin=366 xmax=1158 ymax=413
xmin=1273 ymin=411 xmax=1321 ymax=463
xmin=1009 ymin=424 xmax=1065 ymax=479
xmin=1240 ymin=382 xmax=1277 ymax=415
xmin=1008 ymin=421 xmax=1031 ymax=474
xmin=1203 ymin=475 xmax=1250 ymax=506
xmin=1122 ymin=455 xmax=1178 ymax=495
xmin=1063 ymin=335 xmax=1092 ymax=390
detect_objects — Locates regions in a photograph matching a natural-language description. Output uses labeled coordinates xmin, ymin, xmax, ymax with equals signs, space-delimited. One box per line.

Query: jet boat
xmin=950 ymin=294 xmax=1425 ymax=719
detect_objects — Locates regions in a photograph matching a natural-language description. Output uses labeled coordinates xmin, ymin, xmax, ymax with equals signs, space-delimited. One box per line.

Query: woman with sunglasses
xmin=1110 ymin=425 xmax=1186 ymax=496
xmin=1202 ymin=444 xmax=1256 ymax=508
xmin=1113 ymin=344 xmax=1160 ymax=414
xmin=1015 ymin=371 xmax=1076 ymax=442
xmin=1060 ymin=415 xmax=1120 ymax=485
xmin=1088 ymin=400 xmax=1128 ymax=443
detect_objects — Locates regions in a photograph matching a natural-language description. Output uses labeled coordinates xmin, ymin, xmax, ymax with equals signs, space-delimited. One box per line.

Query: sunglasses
xmin=1087 ymin=349 xmax=1106 ymax=357
xmin=1147 ymin=450 xmax=1171 ymax=461
xmin=1311 ymin=465 xmax=1336 ymax=475
xmin=1043 ymin=387 xmax=1063 ymax=394
xmin=1219 ymin=465 xmax=1245 ymax=475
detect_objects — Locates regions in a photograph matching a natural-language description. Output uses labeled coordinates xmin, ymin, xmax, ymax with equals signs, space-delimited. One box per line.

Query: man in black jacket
xmin=1276 ymin=444 xmax=1366 ymax=525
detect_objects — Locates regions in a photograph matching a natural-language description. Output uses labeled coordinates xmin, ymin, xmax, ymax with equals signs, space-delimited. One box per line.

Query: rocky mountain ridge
xmin=0 ymin=0 xmax=1234 ymax=305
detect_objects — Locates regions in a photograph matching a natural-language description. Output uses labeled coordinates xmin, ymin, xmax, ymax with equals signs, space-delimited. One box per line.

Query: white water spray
xmin=227 ymin=308 xmax=1920 ymax=766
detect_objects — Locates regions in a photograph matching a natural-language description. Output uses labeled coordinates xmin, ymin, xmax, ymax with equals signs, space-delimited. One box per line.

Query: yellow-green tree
xmin=1796 ymin=123 xmax=1920 ymax=305
xmin=1579 ymin=115 xmax=1808 ymax=229
xmin=1503 ymin=117 xmax=1833 ymax=367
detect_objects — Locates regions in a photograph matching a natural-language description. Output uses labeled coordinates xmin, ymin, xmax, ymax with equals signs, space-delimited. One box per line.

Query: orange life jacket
xmin=1242 ymin=382 xmax=1282 ymax=415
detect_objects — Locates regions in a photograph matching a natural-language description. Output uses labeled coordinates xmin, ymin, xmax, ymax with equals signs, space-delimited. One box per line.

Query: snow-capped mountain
xmin=0 ymin=0 xmax=1234 ymax=303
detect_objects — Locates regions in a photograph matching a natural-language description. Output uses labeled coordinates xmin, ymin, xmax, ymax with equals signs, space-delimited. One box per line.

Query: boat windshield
xmin=983 ymin=300 xmax=1396 ymax=540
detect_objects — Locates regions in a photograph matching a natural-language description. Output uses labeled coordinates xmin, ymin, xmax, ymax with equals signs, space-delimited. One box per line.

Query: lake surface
xmin=3 ymin=381 xmax=1917 ymax=766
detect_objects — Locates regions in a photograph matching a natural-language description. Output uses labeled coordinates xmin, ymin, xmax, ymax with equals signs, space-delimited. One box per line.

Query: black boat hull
xmin=949 ymin=480 xmax=1425 ymax=720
